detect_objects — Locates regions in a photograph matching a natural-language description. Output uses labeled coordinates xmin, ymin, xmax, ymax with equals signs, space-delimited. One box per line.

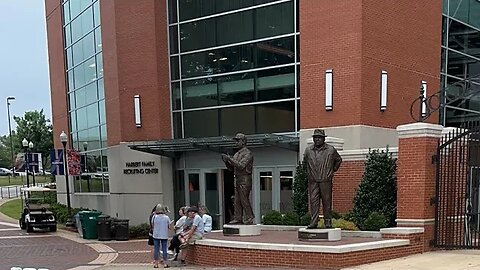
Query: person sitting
xmin=199 ymin=205 xmax=212 ymax=234
xmin=168 ymin=206 xmax=187 ymax=261
xmin=178 ymin=206 xmax=204 ymax=265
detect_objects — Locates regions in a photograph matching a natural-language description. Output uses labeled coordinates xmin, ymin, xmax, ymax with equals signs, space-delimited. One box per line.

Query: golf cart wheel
xmin=26 ymin=223 xmax=33 ymax=233
xmin=50 ymin=225 xmax=57 ymax=232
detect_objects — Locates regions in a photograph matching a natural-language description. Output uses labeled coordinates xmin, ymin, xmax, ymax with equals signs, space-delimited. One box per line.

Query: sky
xmin=0 ymin=0 xmax=51 ymax=136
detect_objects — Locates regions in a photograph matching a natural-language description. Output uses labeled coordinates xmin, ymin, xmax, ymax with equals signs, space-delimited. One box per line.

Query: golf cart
xmin=19 ymin=186 xmax=57 ymax=232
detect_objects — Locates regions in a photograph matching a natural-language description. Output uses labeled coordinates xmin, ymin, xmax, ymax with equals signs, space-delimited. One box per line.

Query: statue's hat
xmin=312 ymin=129 xmax=327 ymax=137
xmin=233 ymin=133 xmax=246 ymax=141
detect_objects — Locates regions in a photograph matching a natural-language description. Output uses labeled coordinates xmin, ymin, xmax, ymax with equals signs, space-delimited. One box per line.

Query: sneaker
xmin=179 ymin=242 xmax=189 ymax=249
xmin=167 ymin=250 xmax=174 ymax=255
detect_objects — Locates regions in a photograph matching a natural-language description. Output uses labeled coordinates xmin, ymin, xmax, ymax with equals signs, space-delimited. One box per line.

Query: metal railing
xmin=0 ymin=182 xmax=50 ymax=199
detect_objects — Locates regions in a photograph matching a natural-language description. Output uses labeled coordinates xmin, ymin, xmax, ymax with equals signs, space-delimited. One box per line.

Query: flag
xmin=67 ymin=149 xmax=81 ymax=176
xmin=50 ymin=149 xmax=64 ymax=175
xmin=28 ymin=153 xmax=42 ymax=173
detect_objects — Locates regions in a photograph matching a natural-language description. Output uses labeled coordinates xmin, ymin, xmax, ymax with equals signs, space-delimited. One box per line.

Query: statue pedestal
xmin=298 ymin=228 xmax=341 ymax=241
xmin=223 ymin=224 xmax=261 ymax=236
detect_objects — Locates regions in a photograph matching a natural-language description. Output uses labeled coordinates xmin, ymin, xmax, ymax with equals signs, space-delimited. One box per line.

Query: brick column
xmin=396 ymin=123 xmax=443 ymax=251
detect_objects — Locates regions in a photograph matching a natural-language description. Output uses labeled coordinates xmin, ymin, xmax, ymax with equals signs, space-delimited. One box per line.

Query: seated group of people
xmin=149 ymin=204 xmax=212 ymax=268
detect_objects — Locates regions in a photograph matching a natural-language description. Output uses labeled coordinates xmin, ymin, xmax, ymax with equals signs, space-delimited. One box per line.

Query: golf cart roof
xmin=21 ymin=186 xmax=56 ymax=192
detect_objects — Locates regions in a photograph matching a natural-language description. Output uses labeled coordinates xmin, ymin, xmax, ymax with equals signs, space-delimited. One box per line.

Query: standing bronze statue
xmin=303 ymin=129 xmax=342 ymax=229
xmin=222 ymin=133 xmax=255 ymax=225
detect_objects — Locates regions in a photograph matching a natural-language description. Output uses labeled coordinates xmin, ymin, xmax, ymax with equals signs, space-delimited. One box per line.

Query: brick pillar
xmin=396 ymin=123 xmax=443 ymax=251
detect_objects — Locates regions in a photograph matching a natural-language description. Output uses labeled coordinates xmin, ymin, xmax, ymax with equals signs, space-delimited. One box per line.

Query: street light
xmin=6 ymin=96 xmax=15 ymax=182
xmin=29 ymin=141 xmax=35 ymax=186
xmin=60 ymin=131 xmax=72 ymax=216
xmin=22 ymin=138 xmax=30 ymax=188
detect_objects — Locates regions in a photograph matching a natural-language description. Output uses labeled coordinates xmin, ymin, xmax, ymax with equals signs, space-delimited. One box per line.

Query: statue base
xmin=298 ymin=228 xmax=341 ymax=241
xmin=223 ymin=224 xmax=261 ymax=236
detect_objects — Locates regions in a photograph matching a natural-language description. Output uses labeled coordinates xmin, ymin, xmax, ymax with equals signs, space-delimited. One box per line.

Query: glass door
xmin=204 ymin=170 xmax=221 ymax=229
xmin=187 ymin=171 xmax=200 ymax=206
xmin=254 ymin=168 xmax=274 ymax=223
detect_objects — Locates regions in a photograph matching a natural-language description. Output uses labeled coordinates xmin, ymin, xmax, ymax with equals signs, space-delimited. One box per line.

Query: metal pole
xmin=62 ymin=142 xmax=72 ymax=215
xmin=25 ymin=147 xmax=30 ymax=188
xmin=6 ymin=98 xmax=14 ymax=183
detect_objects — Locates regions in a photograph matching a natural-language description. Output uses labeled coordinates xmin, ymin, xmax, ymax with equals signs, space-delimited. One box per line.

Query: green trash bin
xmin=79 ymin=211 xmax=102 ymax=239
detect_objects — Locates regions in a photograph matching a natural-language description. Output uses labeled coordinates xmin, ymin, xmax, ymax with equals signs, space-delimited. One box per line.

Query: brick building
xmin=45 ymin=0 xmax=480 ymax=225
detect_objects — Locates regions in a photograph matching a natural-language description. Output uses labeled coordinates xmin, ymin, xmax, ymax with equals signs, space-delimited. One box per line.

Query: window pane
xmin=95 ymin=27 xmax=102 ymax=52
xmin=446 ymin=49 xmax=480 ymax=79
xmin=260 ymin=171 xmax=273 ymax=217
xmin=180 ymin=19 xmax=217 ymax=52
xmin=183 ymin=79 xmax=218 ymax=109
xmin=169 ymin=25 xmax=178 ymax=54
xmin=447 ymin=19 xmax=480 ymax=59
xmin=181 ymin=36 xmax=294 ymax=78
xmin=100 ymin=124 xmax=107 ymax=147
xmin=219 ymin=73 xmax=254 ymax=105
xmin=85 ymin=81 xmax=97 ymax=104
xmin=64 ymin=25 xmax=72 ymax=47
xmin=86 ymin=103 xmax=99 ymax=127
xmin=255 ymin=1 xmax=293 ymax=38
xmin=98 ymin=78 xmax=104 ymax=99
xmin=63 ymin=2 xmax=71 ymax=24
xmin=256 ymin=66 xmax=295 ymax=101
xmin=220 ymin=106 xmax=255 ymax=136
xmin=96 ymin=52 xmax=103 ymax=78
xmin=75 ymin=87 xmax=87 ymax=108
xmin=184 ymin=109 xmax=219 ymax=137
xmin=71 ymin=7 xmax=93 ymax=43
xmin=256 ymin=101 xmax=295 ymax=133
xmin=168 ymin=0 xmax=178 ymax=23
xmin=171 ymin=56 xmax=180 ymax=80
xmin=189 ymin=173 xmax=200 ymax=206
xmin=173 ymin=112 xmax=183 ymax=138
xmin=69 ymin=91 xmax=76 ymax=110
xmin=93 ymin=1 xmax=100 ymax=26
xmin=280 ymin=171 xmax=293 ymax=212
xmin=172 ymin=82 xmax=181 ymax=110
xmin=69 ymin=110 xmax=77 ymax=132
xmin=66 ymin=47 xmax=73 ymax=69
xmin=99 ymin=100 xmax=106 ymax=124
xmin=70 ymin=0 xmax=92 ymax=19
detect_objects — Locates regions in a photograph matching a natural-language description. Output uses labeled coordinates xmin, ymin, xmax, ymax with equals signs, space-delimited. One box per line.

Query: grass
xmin=0 ymin=198 xmax=22 ymax=220
xmin=0 ymin=175 xmax=52 ymax=187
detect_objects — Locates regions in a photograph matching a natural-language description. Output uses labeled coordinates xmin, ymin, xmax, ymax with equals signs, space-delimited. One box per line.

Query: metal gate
xmin=434 ymin=121 xmax=480 ymax=248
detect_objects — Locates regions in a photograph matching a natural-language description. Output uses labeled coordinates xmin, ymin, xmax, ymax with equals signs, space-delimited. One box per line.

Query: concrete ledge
xmin=396 ymin=218 xmax=435 ymax=226
xmin=342 ymin=230 xmax=382 ymax=238
xmin=196 ymin=238 xmax=409 ymax=253
xmin=339 ymin=147 xmax=398 ymax=161
xmin=380 ymin=227 xmax=424 ymax=234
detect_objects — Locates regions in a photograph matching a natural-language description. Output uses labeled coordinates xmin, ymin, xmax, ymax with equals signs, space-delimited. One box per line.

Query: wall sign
xmin=123 ymin=161 xmax=159 ymax=175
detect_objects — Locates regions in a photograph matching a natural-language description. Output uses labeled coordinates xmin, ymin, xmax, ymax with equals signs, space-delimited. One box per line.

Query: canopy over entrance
xmin=128 ymin=133 xmax=299 ymax=158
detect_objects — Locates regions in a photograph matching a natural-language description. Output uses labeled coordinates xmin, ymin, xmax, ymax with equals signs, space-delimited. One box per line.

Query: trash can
xmin=75 ymin=213 xmax=83 ymax=238
xmin=97 ymin=215 xmax=112 ymax=241
xmin=79 ymin=211 xmax=102 ymax=239
xmin=112 ymin=219 xmax=130 ymax=241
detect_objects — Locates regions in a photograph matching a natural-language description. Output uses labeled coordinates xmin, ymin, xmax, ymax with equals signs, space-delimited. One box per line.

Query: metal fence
xmin=0 ymin=182 xmax=50 ymax=199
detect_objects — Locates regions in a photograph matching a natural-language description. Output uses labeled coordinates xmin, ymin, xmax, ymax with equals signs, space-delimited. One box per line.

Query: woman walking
xmin=151 ymin=204 xmax=172 ymax=268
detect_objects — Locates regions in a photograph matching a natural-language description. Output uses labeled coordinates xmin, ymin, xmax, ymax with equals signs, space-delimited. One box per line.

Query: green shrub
xmin=292 ymin=163 xmax=308 ymax=218
xmin=300 ymin=213 xmax=311 ymax=226
xmin=331 ymin=210 xmax=342 ymax=219
xmin=363 ymin=212 xmax=387 ymax=231
xmin=262 ymin=210 xmax=283 ymax=225
xmin=318 ymin=218 xmax=359 ymax=231
xmin=351 ymin=148 xmax=397 ymax=230
xmin=129 ymin=223 xmax=150 ymax=239
xmin=282 ymin=212 xmax=299 ymax=225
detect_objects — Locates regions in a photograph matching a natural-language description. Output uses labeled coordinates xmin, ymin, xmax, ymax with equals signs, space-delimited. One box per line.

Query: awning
xmin=128 ymin=133 xmax=299 ymax=158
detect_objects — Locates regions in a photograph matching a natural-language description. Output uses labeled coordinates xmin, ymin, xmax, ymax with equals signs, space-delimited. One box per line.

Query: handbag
xmin=148 ymin=234 xmax=154 ymax=246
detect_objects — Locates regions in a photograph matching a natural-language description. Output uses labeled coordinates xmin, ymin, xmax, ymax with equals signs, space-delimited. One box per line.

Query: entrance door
xmin=204 ymin=170 xmax=221 ymax=229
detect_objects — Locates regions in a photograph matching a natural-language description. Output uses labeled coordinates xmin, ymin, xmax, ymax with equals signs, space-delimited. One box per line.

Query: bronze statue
xmin=303 ymin=129 xmax=342 ymax=229
xmin=222 ymin=133 xmax=255 ymax=225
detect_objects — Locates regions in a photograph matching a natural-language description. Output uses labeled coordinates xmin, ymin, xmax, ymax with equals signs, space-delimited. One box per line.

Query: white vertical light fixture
xmin=421 ymin=80 xmax=427 ymax=117
xmin=325 ymin=69 xmax=333 ymax=111
xmin=380 ymin=70 xmax=388 ymax=111
xmin=134 ymin=95 xmax=141 ymax=127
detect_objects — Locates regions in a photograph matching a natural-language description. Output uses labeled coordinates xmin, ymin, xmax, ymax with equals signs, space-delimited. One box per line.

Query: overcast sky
xmin=0 ymin=0 xmax=51 ymax=136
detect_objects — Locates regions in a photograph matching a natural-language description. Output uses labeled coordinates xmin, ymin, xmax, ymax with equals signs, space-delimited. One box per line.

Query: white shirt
xmin=174 ymin=216 xmax=187 ymax=235
xmin=202 ymin=214 xmax=212 ymax=233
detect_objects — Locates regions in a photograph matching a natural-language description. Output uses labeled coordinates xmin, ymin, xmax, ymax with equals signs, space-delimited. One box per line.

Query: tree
xmin=292 ymin=162 xmax=308 ymax=218
xmin=351 ymin=148 xmax=397 ymax=230
xmin=14 ymin=110 xmax=53 ymax=173
xmin=0 ymin=132 xmax=20 ymax=168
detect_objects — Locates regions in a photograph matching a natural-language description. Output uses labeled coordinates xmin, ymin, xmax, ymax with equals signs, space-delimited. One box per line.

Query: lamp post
xmin=6 ymin=96 xmax=15 ymax=182
xmin=22 ymin=138 xmax=30 ymax=188
xmin=29 ymin=141 xmax=35 ymax=186
xmin=83 ymin=142 xmax=90 ymax=192
xmin=60 ymin=131 xmax=72 ymax=216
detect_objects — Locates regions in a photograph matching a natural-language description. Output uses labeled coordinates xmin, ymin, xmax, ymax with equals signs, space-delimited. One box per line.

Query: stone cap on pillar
xmin=396 ymin=123 xmax=443 ymax=139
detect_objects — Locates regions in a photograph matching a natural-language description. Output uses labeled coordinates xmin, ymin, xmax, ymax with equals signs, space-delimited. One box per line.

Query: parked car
xmin=0 ymin=168 xmax=14 ymax=176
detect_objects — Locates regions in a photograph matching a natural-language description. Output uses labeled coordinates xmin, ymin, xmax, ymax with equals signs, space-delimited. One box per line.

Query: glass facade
xmin=441 ymin=0 xmax=480 ymax=126
xmin=169 ymin=0 xmax=299 ymax=138
xmin=62 ymin=0 xmax=109 ymax=193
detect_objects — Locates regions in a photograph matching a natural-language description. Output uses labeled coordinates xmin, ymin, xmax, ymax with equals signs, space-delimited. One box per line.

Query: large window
xmin=63 ymin=0 xmax=108 ymax=193
xmin=169 ymin=0 xmax=299 ymax=138
xmin=441 ymin=0 xmax=480 ymax=127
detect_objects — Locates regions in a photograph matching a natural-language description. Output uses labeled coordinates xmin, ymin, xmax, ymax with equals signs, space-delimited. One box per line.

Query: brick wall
xmin=299 ymin=1 xmax=442 ymax=129
xmin=188 ymin=241 xmax=423 ymax=269
xmin=45 ymin=0 xmax=70 ymax=149
xmin=101 ymin=0 xmax=171 ymax=146
xmin=333 ymin=160 xmax=365 ymax=213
